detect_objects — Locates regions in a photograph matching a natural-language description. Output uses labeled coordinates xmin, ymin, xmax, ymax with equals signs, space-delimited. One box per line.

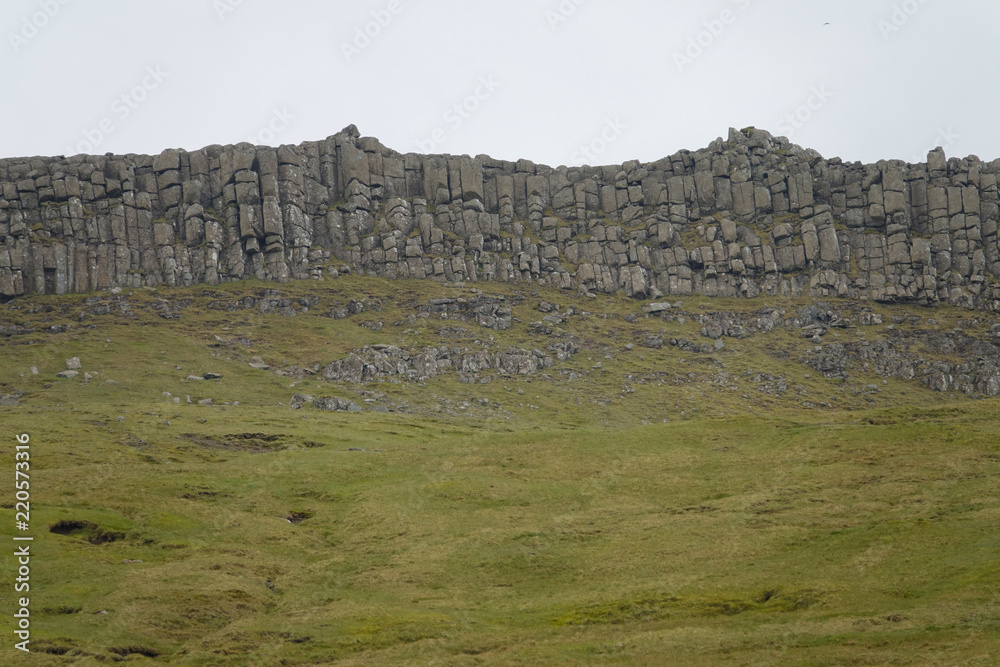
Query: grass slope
xmin=0 ymin=277 xmax=997 ymax=665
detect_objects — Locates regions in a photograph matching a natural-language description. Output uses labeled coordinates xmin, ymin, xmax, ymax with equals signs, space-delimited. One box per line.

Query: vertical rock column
xmin=229 ymin=145 xmax=263 ymax=279
xmin=151 ymin=149 xmax=180 ymax=286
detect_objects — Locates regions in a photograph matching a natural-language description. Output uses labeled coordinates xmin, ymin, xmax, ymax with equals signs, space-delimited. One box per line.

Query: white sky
xmin=3 ymin=0 xmax=997 ymax=167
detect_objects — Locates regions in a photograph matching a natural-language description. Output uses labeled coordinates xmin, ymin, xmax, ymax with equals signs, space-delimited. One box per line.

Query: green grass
xmin=0 ymin=277 xmax=998 ymax=664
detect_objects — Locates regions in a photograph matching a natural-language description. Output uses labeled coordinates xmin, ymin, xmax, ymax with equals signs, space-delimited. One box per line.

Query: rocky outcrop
xmin=3 ymin=125 xmax=1000 ymax=311
xmin=799 ymin=330 xmax=1000 ymax=396
xmin=419 ymin=294 xmax=513 ymax=330
xmin=313 ymin=396 xmax=362 ymax=412
xmin=321 ymin=342 xmax=578 ymax=383
xmin=0 ymin=391 xmax=23 ymax=406
xmin=666 ymin=300 xmax=1000 ymax=397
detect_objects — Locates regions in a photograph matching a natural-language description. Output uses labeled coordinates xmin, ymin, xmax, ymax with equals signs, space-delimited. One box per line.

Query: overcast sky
xmin=3 ymin=0 xmax=997 ymax=168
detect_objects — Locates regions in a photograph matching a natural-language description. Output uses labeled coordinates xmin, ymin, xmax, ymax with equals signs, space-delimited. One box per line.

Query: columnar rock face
xmin=2 ymin=125 xmax=1000 ymax=310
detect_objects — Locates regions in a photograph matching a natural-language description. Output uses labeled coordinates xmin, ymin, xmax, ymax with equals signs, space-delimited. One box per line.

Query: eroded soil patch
xmin=181 ymin=432 xmax=290 ymax=454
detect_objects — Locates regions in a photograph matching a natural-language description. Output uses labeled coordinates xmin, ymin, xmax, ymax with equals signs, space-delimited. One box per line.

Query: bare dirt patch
xmin=181 ymin=432 xmax=289 ymax=453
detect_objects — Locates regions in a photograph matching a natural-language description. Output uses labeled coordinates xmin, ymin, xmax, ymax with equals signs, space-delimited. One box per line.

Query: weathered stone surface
xmin=314 ymin=396 xmax=362 ymax=412
xmin=884 ymin=190 xmax=907 ymax=215
xmin=289 ymin=392 xmax=314 ymax=408
xmin=1 ymin=125 xmax=999 ymax=311
xmin=153 ymin=148 xmax=180 ymax=173
xmin=320 ymin=341 xmax=573 ymax=384
xmin=460 ymin=158 xmax=484 ymax=202
xmin=642 ymin=302 xmax=671 ymax=313
xmin=928 ymin=147 xmax=947 ymax=173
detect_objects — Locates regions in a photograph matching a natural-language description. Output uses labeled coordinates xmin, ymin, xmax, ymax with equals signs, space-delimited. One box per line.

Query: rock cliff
xmin=2 ymin=125 xmax=999 ymax=310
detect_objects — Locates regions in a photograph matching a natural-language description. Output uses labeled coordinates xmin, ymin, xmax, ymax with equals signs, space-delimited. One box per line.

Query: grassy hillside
xmin=0 ymin=277 xmax=998 ymax=664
